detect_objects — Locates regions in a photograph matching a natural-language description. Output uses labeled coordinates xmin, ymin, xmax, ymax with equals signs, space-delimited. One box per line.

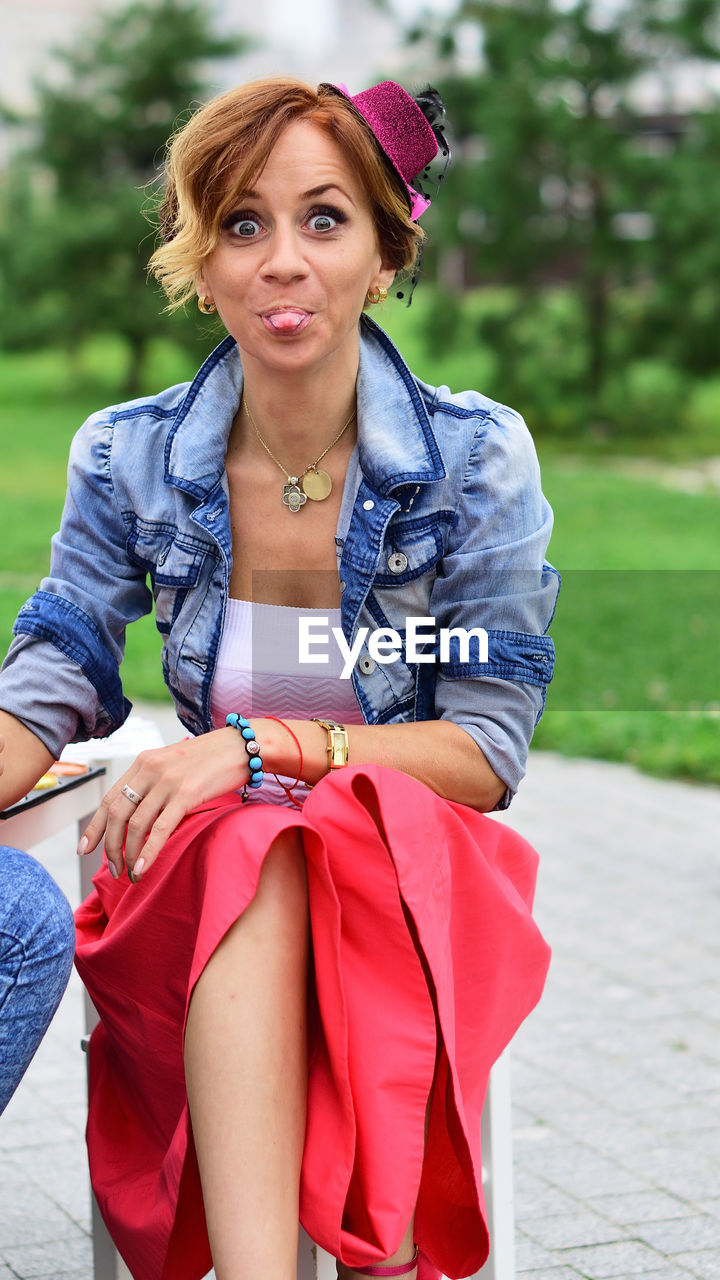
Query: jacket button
xmin=358 ymin=653 xmax=376 ymax=675
xmin=387 ymin=552 xmax=408 ymax=574
xmin=339 ymin=580 xmax=347 ymax=592
xmin=363 ymin=499 xmax=375 ymax=511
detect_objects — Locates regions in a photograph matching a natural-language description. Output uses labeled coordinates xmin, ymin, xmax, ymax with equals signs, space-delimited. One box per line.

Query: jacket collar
xmin=165 ymin=335 xmax=243 ymax=498
xmin=164 ymin=318 xmax=446 ymax=498
xmin=355 ymin=316 xmax=445 ymax=494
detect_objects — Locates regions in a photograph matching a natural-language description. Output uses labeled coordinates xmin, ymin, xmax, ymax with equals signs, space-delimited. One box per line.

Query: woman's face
xmin=196 ymin=118 xmax=395 ymax=380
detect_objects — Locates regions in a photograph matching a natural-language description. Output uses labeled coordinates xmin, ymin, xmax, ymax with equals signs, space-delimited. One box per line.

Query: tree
xmin=640 ymin=107 xmax=720 ymax=377
xmin=415 ymin=1 xmax=659 ymax=399
xmin=396 ymin=0 xmax=720 ymax=425
xmin=0 ymin=0 xmax=246 ymax=393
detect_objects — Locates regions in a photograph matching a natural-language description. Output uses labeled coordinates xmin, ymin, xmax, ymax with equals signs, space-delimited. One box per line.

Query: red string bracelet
xmin=265 ymin=716 xmax=304 ymax=809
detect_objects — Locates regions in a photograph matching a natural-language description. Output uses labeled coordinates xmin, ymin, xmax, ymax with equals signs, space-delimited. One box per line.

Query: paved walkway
xmin=1 ymin=712 xmax=719 ymax=1280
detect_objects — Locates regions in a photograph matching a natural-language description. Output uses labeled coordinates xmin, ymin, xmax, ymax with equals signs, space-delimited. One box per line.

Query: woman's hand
xmin=77 ymin=729 xmax=248 ymax=882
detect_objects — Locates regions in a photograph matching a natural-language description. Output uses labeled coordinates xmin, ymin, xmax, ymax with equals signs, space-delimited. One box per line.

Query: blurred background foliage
xmin=406 ymin=0 xmax=720 ymax=447
xmin=0 ymin=0 xmax=718 ymax=784
xmin=0 ymin=0 xmax=244 ymax=392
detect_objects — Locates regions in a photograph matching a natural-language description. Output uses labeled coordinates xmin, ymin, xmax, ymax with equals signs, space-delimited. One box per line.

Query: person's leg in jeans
xmin=0 ymin=846 xmax=75 ymax=1113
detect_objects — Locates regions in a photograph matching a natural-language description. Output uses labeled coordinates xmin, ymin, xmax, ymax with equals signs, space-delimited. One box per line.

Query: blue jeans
xmin=0 ymin=846 xmax=75 ymax=1113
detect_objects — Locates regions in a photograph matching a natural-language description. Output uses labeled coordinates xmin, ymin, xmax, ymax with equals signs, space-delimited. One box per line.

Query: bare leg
xmin=185 ymin=830 xmax=309 ymax=1280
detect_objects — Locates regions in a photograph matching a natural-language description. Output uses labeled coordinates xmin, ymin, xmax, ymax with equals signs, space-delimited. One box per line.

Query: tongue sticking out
xmin=264 ymin=309 xmax=310 ymax=334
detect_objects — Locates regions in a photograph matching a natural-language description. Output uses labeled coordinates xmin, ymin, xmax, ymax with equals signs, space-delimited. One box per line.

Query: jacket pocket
xmin=126 ymin=520 xmax=209 ymax=633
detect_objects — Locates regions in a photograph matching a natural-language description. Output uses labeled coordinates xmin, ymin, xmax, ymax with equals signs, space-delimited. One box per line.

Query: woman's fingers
xmin=76 ymin=771 xmax=151 ymax=872
xmin=76 ymin=793 xmax=114 ymax=861
xmin=125 ymin=796 xmax=189 ymax=879
xmin=76 ymin=732 xmax=248 ymax=882
xmin=121 ymin=786 xmax=187 ymax=878
xmin=76 ymin=748 xmax=169 ymax=863
xmin=104 ymin=789 xmax=166 ymax=880
xmin=77 ymin=784 xmax=184 ymax=883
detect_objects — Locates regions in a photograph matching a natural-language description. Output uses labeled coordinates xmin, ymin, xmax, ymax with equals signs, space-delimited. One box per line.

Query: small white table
xmin=0 ymin=766 xmax=107 ymax=852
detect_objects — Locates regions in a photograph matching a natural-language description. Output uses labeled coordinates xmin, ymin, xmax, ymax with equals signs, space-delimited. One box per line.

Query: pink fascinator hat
xmin=322 ymin=80 xmax=450 ymax=221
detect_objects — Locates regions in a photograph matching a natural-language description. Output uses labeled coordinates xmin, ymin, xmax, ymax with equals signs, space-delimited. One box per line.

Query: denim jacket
xmin=0 ymin=317 xmax=559 ymax=806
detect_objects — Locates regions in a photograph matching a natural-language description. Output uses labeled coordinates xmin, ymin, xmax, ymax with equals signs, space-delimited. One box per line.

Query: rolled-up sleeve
xmin=0 ymin=411 xmax=153 ymax=756
xmin=430 ymin=401 xmax=560 ymax=807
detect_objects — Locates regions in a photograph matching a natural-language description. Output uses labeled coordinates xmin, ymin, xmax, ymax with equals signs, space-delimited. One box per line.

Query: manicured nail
xmin=133 ymin=857 xmax=146 ymax=880
xmin=77 ymin=836 xmax=88 ymax=855
xmin=108 ymin=861 xmax=119 ymax=880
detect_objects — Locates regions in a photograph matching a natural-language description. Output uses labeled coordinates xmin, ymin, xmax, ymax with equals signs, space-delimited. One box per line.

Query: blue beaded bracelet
xmin=226 ymin=713 xmax=264 ymax=800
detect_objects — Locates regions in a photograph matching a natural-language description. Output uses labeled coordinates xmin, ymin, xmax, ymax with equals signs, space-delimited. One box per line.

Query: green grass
xmin=540 ymin=462 xmax=720 ymax=570
xmin=1 ymin=337 xmax=718 ymax=784
xmin=533 ymin=457 xmax=719 ymax=781
xmin=532 ymin=709 xmax=720 ymax=786
xmin=540 ymin=462 xmax=719 ymax=715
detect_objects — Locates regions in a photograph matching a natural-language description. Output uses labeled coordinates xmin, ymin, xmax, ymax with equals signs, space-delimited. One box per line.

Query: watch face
xmin=328 ymin=729 xmax=349 ymax=767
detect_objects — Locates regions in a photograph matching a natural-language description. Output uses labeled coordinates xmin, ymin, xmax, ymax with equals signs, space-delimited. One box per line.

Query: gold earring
xmin=198 ymin=295 xmax=217 ymax=315
xmin=366 ymin=284 xmax=388 ymax=305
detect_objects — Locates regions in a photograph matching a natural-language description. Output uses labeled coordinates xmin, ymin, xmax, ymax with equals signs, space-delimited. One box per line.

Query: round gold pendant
xmin=302 ymin=468 xmax=333 ymax=501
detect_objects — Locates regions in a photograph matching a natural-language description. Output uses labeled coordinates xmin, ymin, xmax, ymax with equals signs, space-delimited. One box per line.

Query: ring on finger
xmin=121 ymin=783 xmax=144 ymax=805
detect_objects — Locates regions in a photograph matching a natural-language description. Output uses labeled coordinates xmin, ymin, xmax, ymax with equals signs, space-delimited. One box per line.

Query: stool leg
xmin=315 ymin=1241 xmax=338 ymax=1280
xmin=298 ymin=1225 xmax=320 ymax=1280
xmin=476 ymin=1052 xmax=515 ymax=1280
xmin=90 ymin=1194 xmax=133 ymax=1280
xmin=72 ymin=730 xmax=165 ymax=1279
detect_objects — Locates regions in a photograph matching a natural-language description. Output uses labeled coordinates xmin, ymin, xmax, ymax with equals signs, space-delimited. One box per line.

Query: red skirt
xmin=75 ymin=765 xmax=550 ymax=1280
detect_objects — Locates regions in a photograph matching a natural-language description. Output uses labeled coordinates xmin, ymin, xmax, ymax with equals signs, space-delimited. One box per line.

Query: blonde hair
xmin=149 ymin=78 xmax=424 ymax=310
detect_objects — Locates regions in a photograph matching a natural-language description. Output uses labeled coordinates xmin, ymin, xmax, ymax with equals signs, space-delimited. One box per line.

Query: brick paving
xmin=494 ymin=753 xmax=720 ymax=1279
xmin=2 ymin=708 xmax=719 ymax=1279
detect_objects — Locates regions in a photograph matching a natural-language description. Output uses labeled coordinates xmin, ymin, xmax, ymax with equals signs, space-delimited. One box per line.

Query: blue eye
xmin=235 ymin=218 xmax=261 ymax=237
xmin=307 ymin=206 xmax=346 ymax=232
xmin=222 ymin=211 xmax=263 ymax=238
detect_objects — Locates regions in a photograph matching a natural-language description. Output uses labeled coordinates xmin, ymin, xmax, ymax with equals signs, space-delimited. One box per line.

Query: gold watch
xmin=311 ymin=718 xmax=349 ymax=770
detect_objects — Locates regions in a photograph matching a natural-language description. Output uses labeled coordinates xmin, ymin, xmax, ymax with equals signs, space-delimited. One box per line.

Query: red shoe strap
xmin=353 ymin=1246 xmax=419 ymax=1277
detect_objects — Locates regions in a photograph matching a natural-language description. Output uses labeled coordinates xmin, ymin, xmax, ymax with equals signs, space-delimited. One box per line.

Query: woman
xmin=0 ymin=78 xmax=558 ymax=1280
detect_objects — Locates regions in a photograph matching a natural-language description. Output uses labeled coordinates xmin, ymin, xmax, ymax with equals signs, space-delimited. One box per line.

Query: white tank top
xmin=210 ymin=598 xmax=364 ymax=807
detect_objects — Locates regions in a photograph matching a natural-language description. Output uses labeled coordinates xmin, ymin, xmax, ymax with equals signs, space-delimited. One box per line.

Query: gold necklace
xmin=244 ymin=398 xmax=356 ymax=513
